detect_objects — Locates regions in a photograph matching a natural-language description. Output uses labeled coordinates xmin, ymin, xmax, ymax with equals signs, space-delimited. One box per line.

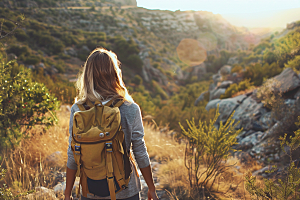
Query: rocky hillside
xmin=1 ymin=0 xmax=259 ymax=93
xmin=193 ymin=22 xmax=300 ymax=174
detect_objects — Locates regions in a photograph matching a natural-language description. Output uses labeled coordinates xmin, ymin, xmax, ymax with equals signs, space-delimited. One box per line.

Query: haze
xmin=137 ymin=0 xmax=300 ymax=28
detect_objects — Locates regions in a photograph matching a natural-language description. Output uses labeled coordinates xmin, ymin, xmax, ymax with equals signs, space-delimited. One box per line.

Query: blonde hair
xmin=75 ymin=48 xmax=134 ymax=104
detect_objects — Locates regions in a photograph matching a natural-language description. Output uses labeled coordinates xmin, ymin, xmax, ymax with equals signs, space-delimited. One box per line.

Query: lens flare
xmin=198 ymin=32 xmax=218 ymax=51
xmin=176 ymin=38 xmax=207 ymax=66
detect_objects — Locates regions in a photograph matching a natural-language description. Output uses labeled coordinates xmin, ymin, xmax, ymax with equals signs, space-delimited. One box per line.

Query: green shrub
xmin=284 ymin=55 xmax=300 ymax=73
xmin=23 ymin=54 xmax=41 ymax=65
xmin=231 ymin=65 xmax=243 ymax=73
xmin=221 ymin=83 xmax=238 ymax=99
xmin=263 ymin=50 xmax=277 ymax=64
xmin=0 ymin=53 xmax=59 ymax=149
xmin=7 ymin=45 xmax=29 ymax=57
xmin=220 ymin=79 xmax=253 ymax=99
xmin=155 ymin=82 xmax=210 ymax=132
xmin=179 ymin=106 xmax=242 ymax=193
xmin=131 ymin=75 xmax=143 ymax=86
xmin=256 ymin=78 xmax=283 ymax=110
xmin=14 ymin=29 xmax=29 ymax=42
xmin=151 ymin=80 xmax=168 ymax=100
xmin=126 ymin=54 xmax=143 ymax=71
xmin=243 ymin=63 xmax=282 ymax=86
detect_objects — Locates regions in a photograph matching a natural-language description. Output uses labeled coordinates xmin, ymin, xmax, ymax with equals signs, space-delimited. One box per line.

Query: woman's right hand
xmin=148 ymin=188 xmax=159 ymax=200
xmin=64 ymin=196 xmax=73 ymax=200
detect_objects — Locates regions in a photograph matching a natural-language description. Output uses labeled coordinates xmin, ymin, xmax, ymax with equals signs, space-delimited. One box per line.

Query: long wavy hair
xmin=75 ymin=48 xmax=133 ymax=104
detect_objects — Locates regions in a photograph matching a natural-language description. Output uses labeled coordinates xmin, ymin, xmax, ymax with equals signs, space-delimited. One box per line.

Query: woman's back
xmin=64 ymin=48 xmax=158 ymax=200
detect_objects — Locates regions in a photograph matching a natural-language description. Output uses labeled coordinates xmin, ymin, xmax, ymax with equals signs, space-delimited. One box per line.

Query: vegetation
xmin=0 ymin=53 xmax=59 ymax=149
xmin=245 ymin=117 xmax=300 ymax=200
xmin=221 ymin=79 xmax=254 ymax=99
xmin=0 ymin=166 xmax=13 ymax=200
xmin=179 ymin=107 xmax=242 ymax=194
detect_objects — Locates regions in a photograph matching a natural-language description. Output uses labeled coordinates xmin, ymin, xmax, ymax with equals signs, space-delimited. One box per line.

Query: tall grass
xmin=1 ymin=106 xmax=263 ymax=199
xmin=1 ymin=106 xmax=70 ymax=198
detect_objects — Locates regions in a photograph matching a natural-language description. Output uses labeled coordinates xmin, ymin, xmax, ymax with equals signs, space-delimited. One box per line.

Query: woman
xmin=64 ymin=48 xmax=159 ymax=200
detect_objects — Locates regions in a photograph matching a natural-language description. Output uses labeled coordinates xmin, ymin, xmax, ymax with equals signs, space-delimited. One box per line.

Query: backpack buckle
xmin=106 ymin=142 xmax=113 ymax=152
xmin=75 ymin=145 xmax=81 ymax=155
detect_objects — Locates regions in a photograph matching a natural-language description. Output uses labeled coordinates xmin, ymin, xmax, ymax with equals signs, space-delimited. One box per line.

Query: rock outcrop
xmin=200 ymin=67 xmax=300 ymax=165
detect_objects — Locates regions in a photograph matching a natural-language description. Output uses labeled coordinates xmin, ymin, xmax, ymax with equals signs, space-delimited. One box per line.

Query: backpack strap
xmin=105 ymin=99 xmax=124 ymax=108
xmin=113 ymin=99 xmax=125 ymax=108
xmin=105 ymin=141 xmax=117 ymax=200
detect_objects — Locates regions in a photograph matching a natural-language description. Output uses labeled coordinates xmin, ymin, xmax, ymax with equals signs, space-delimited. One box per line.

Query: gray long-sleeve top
xmin=67 ymin=101 xmax=150 ymax=199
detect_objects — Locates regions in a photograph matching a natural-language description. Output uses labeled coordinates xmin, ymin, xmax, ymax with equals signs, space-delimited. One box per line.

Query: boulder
xmin=37 ymin=62 xmax=45 ymax=69
xmin=7 ymin=53 xmax=17 ymax=61
xmin=294 ymin=87 xmax=300 ymax=99
xmin=219 ymin=65 xmax=232 ymax=76
xmin=237 ymin=131 xmax=264 ymax=151
xmin=252 ymin=166 xmax=272 ymax=177
xmin=64 ymin=47 xmax=77 ymax=57
xmin=209 ymin=88 xmax=226 ymax=100
xmin=227 ymin=56 xmax=239 ymax=65
xmin=274 ymin=68 xmax=300 ymax=93
xmin=28 ymin=65 xmax=35 ymax=70
xmin=212 ymin=73 xmax=221 ymax=85
xmin=215 ymin=95 xmax=248 ymax=124
xmin=25 ymin=186 xmax=57 ymax=200
xmin=194 ymin=91 xmax=208 ymax=106
xmin=209 ymin=83 xmax=216 ymax=91
xmin=205 ymin=99 xmax=221 ymax=111
xmin=193 ymin=63 xmax=207 ymax=79
xmin=259 ymin=112 xmax=274 ymax=130
xmin=217 ymin=80 xmax=233 ymax=89
xmin=231 ymin=96 xmax=264 ymax=130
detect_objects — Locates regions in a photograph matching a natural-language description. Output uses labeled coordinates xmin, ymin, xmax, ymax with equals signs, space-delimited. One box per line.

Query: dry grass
xmin=143 ymin=123 xmax=265 ymax=200
xmin=1 ymin=106 xmax=70 ymax=198
xmin=1 ymin=106 xmax=265 ymax=200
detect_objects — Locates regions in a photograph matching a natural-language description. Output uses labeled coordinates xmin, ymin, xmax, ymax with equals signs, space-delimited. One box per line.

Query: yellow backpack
xmin=71 ymin=99 xmax=137 ymax=200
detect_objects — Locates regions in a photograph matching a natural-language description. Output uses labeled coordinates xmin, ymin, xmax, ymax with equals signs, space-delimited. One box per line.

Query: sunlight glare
xmin=198 ymin=32 xmax=218 ymax=51
xmin=177 ymin=38 xmax=207 ymax=66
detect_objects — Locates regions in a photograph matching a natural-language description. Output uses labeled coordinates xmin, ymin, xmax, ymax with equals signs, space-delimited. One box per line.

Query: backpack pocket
xmin=87 ymin=176 xmax=121 ymax=197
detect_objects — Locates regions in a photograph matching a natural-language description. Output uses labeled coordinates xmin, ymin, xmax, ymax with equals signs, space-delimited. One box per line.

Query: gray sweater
xmin=67 ymin=101 xmax=150 ymax=199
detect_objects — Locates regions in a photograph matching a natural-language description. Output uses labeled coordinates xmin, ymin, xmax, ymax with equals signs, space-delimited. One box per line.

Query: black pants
xmin=80 ymin=193 xmax=140 ymax=200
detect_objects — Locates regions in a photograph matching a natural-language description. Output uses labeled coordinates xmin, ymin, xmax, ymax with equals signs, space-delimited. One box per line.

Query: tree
xmin=0 ymin=53 xmax=59 ymax=149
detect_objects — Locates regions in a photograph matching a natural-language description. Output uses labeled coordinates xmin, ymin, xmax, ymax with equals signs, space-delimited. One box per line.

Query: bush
xmin=7 ymin=45 xmax=29 ymax=57
xmin=284 ymin=55 xmax=300 ymax=73
xmin=23 ymin=54 xmax=41 ymax=65
xmin=231 ymin=65 xmax=243 ymax=73
xmin=13 ymin=29 xmax=29 ymax=42
xmin=221 ymin=79 xmax=253 ymax=99
xmin=131 ymin=74 xmax=143 ymax=86
xmin=0 ymin=54 xmax=59 ymax=149
xmin=243 ymin=63 xmax=282 ymax=86
xmin=179 ymin=106 xmax=242 ymax=193
xmin=256 ymin=78 xmax=283 ymax=110
xmin=245 ymin=117 xmax=300 ymax=200
xmin=151 ymin=80 xmax=168 ymax=100
xmin=126 ymin=54 xmax=143 ymax=71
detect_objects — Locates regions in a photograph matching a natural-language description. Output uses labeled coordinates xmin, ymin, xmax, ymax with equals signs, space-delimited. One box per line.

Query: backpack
xmin=71 ymin=99 xmax=138 ymax=200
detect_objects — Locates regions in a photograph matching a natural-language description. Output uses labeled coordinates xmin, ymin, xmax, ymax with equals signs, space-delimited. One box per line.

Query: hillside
xmin=0 ymin=0 xmax=260 ymax=105
xmin=2 ymin=0 xmax=300 ymax=199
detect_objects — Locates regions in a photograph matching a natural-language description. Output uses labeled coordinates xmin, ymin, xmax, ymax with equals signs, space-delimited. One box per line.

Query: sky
xmin=136 ymin=0 xmax=300 ymax=27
